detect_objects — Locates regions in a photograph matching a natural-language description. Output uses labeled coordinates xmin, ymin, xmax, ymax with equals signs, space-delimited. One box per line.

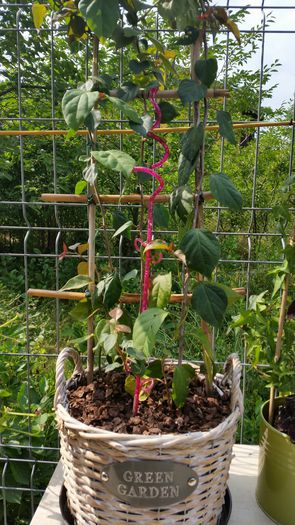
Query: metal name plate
xmin=100 ymin=459 xmax=198 ymax=508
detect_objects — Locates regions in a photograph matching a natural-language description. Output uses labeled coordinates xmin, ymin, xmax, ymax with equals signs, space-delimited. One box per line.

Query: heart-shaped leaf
xmin=178 ymin=154 xmax=196 ymax=186
xmin=32 ymin=3 xmax=48 ymax=29
xmin=158 ymin=101 xmax=179 ymax=123
xmin=180 ymin=228 xmax=220 ymax=277
xmin=107 ymin=96 xmax=142 ymax=124
xmin=116 ymin=82 xmax=139 ymax=102
xmin=150 ymin=273 xmax=172 ymax=309
xmin=153 ymin=204 xmax=170 ymax=228
xmin=194 ymin=58 xmax=218 ymax=87
xmin=172 ymin=364 xmax=195 ymax=408
xmin=103 ymin=273 xmax=122 ymax=309
xmin=129 ymin=114 xmax=153 ymax=137
xmin=191 ymin=283 xmax=228 ymax=328
xmin=78 ymin=0 xmax=120 ymax=38
xmin=181 ymin=123 xmax=204 ymax=162
xmin=170 ymin=186 xmax=194 ymax=223
xmin=92 ymin=150 xmax=136 ymax=177
xmin=62 ymin=89 xmax=99 ymax=130
xmin=60 ymin=274 xmax=91 ymax=291
xmin=216 ymin=110 xmax=236 ymax=144
xmin=209 ymin=172 xmax=242 ymax=210
xmin=178 ymin=79 xmax=207 ymax=106
xmin=133 ymin=308 xmax=168 ymax=356
xmin=216 ymin=284 xmax=242 ymax=306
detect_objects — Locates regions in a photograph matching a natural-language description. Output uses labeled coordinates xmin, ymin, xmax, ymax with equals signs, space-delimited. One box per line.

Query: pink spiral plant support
xmin=133 ymin=88 xmax=170 ymax=313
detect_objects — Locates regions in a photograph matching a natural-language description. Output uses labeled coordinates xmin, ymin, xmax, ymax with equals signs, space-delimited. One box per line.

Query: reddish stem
xmin=133 ymin=375 xmax=142 ymax=415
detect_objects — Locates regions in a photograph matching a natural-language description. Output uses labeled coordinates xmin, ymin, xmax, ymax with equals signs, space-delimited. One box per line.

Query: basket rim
xmin=55 ymin=352 xmax=243 ymax=446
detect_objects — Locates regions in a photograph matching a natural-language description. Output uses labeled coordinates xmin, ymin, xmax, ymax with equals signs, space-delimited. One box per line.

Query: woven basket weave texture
xmin=55 ymin=349 xmax=243 ymax=525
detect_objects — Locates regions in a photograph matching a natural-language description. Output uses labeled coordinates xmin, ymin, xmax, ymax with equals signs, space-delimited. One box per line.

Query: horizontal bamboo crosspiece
xmin=27 ymin=288 xmax=246 ymax=302
xmin=0 ymin=120 xmax=293 ymax=138
xmin=40 ymin=192 xmax=213 ymax=204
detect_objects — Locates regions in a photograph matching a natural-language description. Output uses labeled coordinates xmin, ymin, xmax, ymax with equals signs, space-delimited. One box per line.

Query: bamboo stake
xmin=110 ymin=87 xmax=229 ymax=100
xmin=86 ymin=35 xmax=99 ymax=384
xmin=268 ymin=273 xmax=290 ymax=425
xmin=27 ymin=288 xmax=246 ymax=302
xmin=40 ymin=191 xmax=214 ymax=204
xmin=0 ymin=120 xmax=293 ymax=137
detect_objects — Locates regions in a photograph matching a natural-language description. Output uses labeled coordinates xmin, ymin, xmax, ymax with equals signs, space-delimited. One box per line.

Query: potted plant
xmin=34 ymin=1 xmax=245 ymax=523
xmin=232 ymin=177 xmax=295 ymax=525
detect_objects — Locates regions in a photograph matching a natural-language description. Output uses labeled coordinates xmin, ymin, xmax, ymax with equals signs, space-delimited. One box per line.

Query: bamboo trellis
xmin=1 ymin=119 xmax=293 ymax=137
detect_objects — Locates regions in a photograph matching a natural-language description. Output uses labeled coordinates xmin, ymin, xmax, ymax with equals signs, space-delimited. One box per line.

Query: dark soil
xmin=66 ymin=368 xmax=232 ymax=435
xmin=274 ymin=395 xmax=295 ymax=444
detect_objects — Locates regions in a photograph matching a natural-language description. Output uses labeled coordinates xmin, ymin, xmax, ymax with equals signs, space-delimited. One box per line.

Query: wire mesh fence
xmin=0 ymin=2 xmax=294 ymax=524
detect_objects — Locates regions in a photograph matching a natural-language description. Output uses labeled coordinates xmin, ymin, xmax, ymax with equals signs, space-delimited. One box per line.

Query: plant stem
xmin=86 ymin=35 xmax=99 ymax=384
xmin=178 ymin=266 xmax=190 ymax=365
xmin=133 ymin=375 xmax=141 ymax=416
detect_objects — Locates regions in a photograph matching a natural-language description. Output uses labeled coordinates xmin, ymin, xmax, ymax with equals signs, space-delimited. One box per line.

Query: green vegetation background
xmin=0 ymin=6 xmax=293 ymax=524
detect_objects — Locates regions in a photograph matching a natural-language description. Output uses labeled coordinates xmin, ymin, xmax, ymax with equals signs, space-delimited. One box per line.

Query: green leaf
xmin=75 ymin=180 xmax=87 ymax=195
xmin=131 ymin=360 xmax=146 ymax=377
xmin=103 ymin=333 xmax=118 ymax=352
xmin=78 ymin=0 xmax=120 ymax=38
xmin=175 ymin=27 xmax=199 ymax=45
xmin=153 ymin=204 xmax=169 ymax=228
xmin=216 ymin=284 xmax=242 ymax=306
xmin=103 ymin=273 xmax=122 ymax=309
xmin=144 ymin=360 xmax=163 ymax=379
xmin=70 ymin=300 xmax=91 ymax=321
xmin=112 ymin=220 xmax=133 ymax=238
xmin=129 ymin=114 xmax=153 ymax=137
xmin=194 ymin=58 xmax=218 ymax=87
xmin=125 ymin=375 xmax=136 ymax=397
xmin=0 ymin=389 xmax=11 ymax=398
xmin=112 ymin=25 xmax=136 ymax=49
xmin=32 ymin=3 xmax=48 ymax=29
xmin=69 ymin=15 xmax=87 ymax=38
xmin=216 ymin=110 xmax=236 ymax=145
xmin=122 ymin=269 xmax=138 ymax=283
xmin=170 ymin=186 xmax=193 ymax=222
xmin=4 ymin=490 xmax=22 ymax=504
xmin=181 ymin=123 xmax=204 ymax=162
xmin=62 ymin=89 xmax=99 ymax=131
xmin=147 ymin=35 xmax=165 ymax=54
xmin=191 ymin=283 xmax=228 ymax=328
xmin=158 ymin=101 xmax=179 ymax=123
xmin=60 ymin=274 xmax=91 ymax=291
xmin=178 ymin=79 xmax=207 ymax=106
xmin=85 ymin=109 xmax=101 ymax=131
xmin=178 ymin=154 xmax=196 ymax=186
xmin=129 ymin=59 xmax=151 ymax=74
xmin=150 ymin=273 xmax=172 ymax=309
xmin=10 ymin=461 xmax=31 ymax=486
xmin=209 ymin=173 xmax=242 ymax=211
xmin=107 ymin=96 xmax=142 ymax=124
xmin=92 ymin=150 xmax=136 ymax=177
xmin=172 ymin=364 xmax=195 ymax=408
xmin=133 ymin=308 xmax=168 ymax=356
xmin=116 ymin=82 xmax=139 ymax=102
xmin=180 ymin=228 xmax=220 ymax=277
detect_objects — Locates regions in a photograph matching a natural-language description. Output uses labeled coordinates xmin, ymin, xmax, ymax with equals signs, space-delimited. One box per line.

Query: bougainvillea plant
xmin=33 ymin=0 xmax=244 ymax=414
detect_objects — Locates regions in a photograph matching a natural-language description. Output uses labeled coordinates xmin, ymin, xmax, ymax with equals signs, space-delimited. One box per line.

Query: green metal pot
xmin=256 ymin=397 xmax=295 ymax=525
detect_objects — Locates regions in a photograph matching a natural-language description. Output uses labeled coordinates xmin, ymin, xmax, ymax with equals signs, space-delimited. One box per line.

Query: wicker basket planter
xmin=55 ymin=348 xmax=243 ymax=525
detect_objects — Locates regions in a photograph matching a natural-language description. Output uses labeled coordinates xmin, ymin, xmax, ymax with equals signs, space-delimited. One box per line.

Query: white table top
xmin=30 ymin=445 xmax=274 ymax=525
